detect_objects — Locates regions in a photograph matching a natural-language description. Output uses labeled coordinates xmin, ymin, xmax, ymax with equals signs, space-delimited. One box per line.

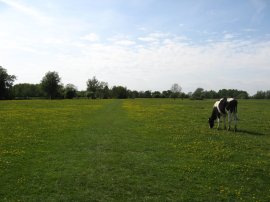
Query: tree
xmin=86 ymin=77 xmax=110 ymax=99
xmin=152 ymin=91 xmax=161 ymax=98
xmin=40 ymin=71 xmax=62 ymax=99
xmin=236 ymin=91 xmax=249 ymax=99
xmin=192 ymin=88 xmax=205 ymax=100
xmin=144 ymin=90 xmax=152 ymax=98
xmin=171 ymin=83 xmax=182 ymax=99
xmin=102 ymin=85 xmax=110 ymax=99
xmin=64 ymin=84 xmax=77 ymax=99
xmin=253 ymin=91 xmax=266 ymax=99
xmin=111 ymin=86 xmax=128 ymax=99
xmin=0 ymin=66 xmax=16 ymax=99
xmin=162 ymin=90 xmax=172 ymax=98
xmin=86 ymin=76 xmax=100 ymax=99
xmin=266 ymin=90 xmax=270 ymax=99
xmin=130 ymin=90 xmax=139 ymax=98
xmin=204 ymin=90 xmax=218 ymax=99
xmin=98 ymin=81 xmax=109 ymax=99
xmin=76 ymin=90 xmax=87 ymax=98
xmin=13 ymin=83 xmax=44 ymax=98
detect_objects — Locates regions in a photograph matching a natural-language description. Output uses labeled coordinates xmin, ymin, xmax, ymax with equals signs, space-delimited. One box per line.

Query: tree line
xmin=1 ymin=66 xmax=269 ymax=100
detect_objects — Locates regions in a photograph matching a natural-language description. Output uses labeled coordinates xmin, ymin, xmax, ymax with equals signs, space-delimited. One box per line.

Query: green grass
xmin=0 ymin=99 xmax=269 ymax=201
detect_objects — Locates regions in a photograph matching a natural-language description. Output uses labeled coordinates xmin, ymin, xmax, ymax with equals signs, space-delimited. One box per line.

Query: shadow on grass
xmin=237 ymin=129 xmax=265 ymax=136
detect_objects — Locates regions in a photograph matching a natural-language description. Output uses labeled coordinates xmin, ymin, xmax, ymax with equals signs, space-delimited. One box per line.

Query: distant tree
xmin=102 ymin=85 xmax=110 ymax=99
xmin=216 ymin=89 xmax=249 ymax=99
xmin=98 ymin=81 xmax=109 ymax=99
xmin=64 ymin=84 xmax=77 ymax=99
xmin=171 ymin=83 xmax=182 ymax=99
xmin=253 ymin=91 xmax=266 ymax=99
xmin=204 ymin=90 xmax=218 ymax=99
xmin=192 ymin=88 xmax=205 ymax=100
xmin=266 ymin=90 xmax=270 ymax=99
xmin=86 ymin=91 xmax=93 ymax=99
xmin=77 ymin=91 xmax=87 ymax=98
xmin=111 ymin=86 xmax=128 ymax=99
xmin=13 ymin=83 xmax=44 ymax=98
xmin=86 ymin=77 xmax=110 ymax=99
xmin=162 ymin=90 xmax=172 ymax=98
xmin=58 ymin=84 xmax=65 ymax=98
xmin=0 ymin=66 xmax=16 ymax=100
xmin=40 ymin=71 xmax=62 ymax=99
xmin=217 ymin=89 xmax=228 ymax=98
xmin=144 ymin=90 xmax=152 ymax=98
xmin=137 ymin=91 xmax=144 ymax=98
xmin=86 ymin=76 xmax=100 ymax=99
xmin=181 ymin=92 xmax=189 ymax=99
xmin=179 ymin=92 xmax=187 ymax=99
xmin=152 ymin=91 xmax=161 ymax=98
xmin=236 ymin=91 xmax=249 ymax=99
xmin=130 ymin=90 xmax=139 ymax=98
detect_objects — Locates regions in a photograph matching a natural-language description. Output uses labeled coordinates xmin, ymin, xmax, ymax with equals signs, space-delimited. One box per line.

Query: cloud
xmin=114 ymin=40 xmax=136 ymax=46
xmin=80 ymin=33 xmax=100 ymax=42
xmin=1 ymin=23 xmax=269 ymax=94
xmin=1 ymin=1 xmax=269 ymax=95
xmin=250 ymin=0 xmax=267 ymax=23
xmin=138 ymin=36 xmax=157 ymax=42
xmin=51 ymin=35 xmax=269 ymax=93
xmin=224 ymin=33 xmax=235 ymax=40
xmin=0 ymin=0 xmax=51 ymax=24
xmin=243 ymin=28 xmax=258 ymax=32
xmin=107 ymin=35 xmax=136 ymax=46
xmin=138 ymin=32 xmax=170 ymax=43
xmin=250 ymin=0 xmax=267 ymax=13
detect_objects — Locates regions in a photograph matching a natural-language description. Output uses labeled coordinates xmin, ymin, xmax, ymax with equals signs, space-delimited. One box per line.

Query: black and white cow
xmin=208 ymin=98 xmax=238 ymax=131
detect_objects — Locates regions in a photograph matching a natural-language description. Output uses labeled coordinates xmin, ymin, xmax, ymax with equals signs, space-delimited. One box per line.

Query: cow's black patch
xmin=218 ymin=98 xmax=227 ymax=114
xmin=226 ymin=99 xmax=238 ymax=113
xmin=208 ymin=107 xmax=219 ymax=128
xmin=208 ymin=98 xmax=238 ymax=130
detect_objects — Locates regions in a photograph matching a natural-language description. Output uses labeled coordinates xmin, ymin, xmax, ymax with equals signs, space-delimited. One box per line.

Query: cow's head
xmin=208 ymin=117 xmax=214 ymax=129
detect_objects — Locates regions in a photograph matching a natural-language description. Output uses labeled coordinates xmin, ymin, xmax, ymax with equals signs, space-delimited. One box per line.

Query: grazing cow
xmin=208 ymin=98 xmax=238 ymax=131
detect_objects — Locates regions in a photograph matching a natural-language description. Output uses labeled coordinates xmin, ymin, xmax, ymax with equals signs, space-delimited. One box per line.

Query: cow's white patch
xmin=209 ymin=98 xmax=238 ymax=131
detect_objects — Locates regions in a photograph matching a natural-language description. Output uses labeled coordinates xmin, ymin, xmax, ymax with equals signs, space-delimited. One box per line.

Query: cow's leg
xmin=233 ymin=112 xmax=237 ymax=132
xmin=217 ymin=118 xmax=220 ymax=130
xmin=223 ymin=115 xmax=226 ymax=130
xmin=228 ymin=112 xmax=231 ymax=131
xmin=236 ymin=112 xmax=239 ymax=121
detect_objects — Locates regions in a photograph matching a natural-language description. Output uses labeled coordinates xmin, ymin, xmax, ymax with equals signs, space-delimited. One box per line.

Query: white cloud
xmin=138 ymin=32 xmax=170 ymax=43
xmin=138 ymin=36 xmax=157 ymax=42
xmin=50 ymin=36 xmax=269 ymax=94
xmin=1 ymin=22 xmax=269 ymax=94
xmin=1 ymin=1 xmax=269 ymax=95
xmin=250 ymin=0 xmax=267 ymax=23
xmin=80 ymin=33 xmax=100 ymax=42
xmin=107 ymin=35 xmax=136 ymax=46
xmin=114 ymin=40 xmax=136 ymax=46
xmin=0 ymin=0 xmax=51 ymax=24
xmin=224 ymin=33 xmax=235 ymax=40
xmin=251 ymin=0 xmax=267 ymax=13
xmin=243 ymin=28 xmax=258 ymax=32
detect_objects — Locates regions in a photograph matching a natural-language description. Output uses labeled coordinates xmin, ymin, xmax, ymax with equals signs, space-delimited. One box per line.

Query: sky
xmin=0 ymin=0 xmax=270 ymax=95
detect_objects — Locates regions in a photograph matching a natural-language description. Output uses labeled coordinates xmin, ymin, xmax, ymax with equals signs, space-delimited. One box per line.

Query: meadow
xmin=0 ymin=99 xmax=269 ymax=201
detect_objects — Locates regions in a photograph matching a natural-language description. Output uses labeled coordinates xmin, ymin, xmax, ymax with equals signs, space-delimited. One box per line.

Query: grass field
xmin=0 ymin=99 xmax=269 ymax=201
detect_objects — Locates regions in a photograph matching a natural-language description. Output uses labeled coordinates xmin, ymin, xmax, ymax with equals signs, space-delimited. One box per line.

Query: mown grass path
xmin=0 ymin=99 xmax=269 ymax=201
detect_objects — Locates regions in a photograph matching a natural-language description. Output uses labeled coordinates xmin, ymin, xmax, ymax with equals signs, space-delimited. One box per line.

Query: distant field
xmin=0 ymin=99 xmax=269 ymax=201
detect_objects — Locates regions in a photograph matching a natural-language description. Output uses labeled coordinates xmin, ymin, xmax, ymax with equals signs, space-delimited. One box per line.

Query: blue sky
xmin=0 ymin=0 xmax=270 ymax=94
